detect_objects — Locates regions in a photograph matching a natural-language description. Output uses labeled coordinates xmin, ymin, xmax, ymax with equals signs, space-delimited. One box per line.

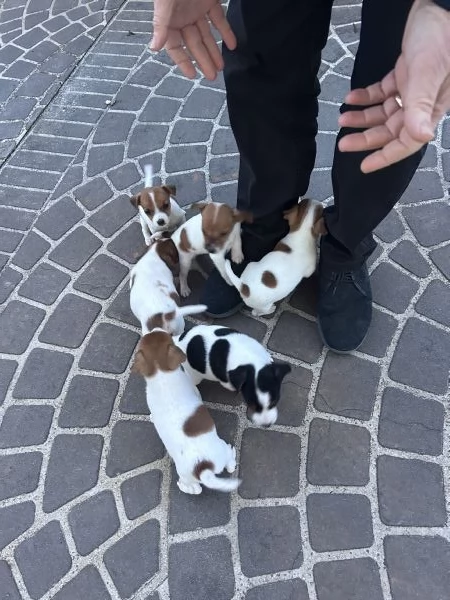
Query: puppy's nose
xmin=205 ymin=244 xmax=217 ymax=253
xmin=157 ymin=218 xmax=165 ymax=226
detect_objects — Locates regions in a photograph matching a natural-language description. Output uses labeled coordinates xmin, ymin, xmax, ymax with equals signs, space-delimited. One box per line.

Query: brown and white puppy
xmin=171 ymin=201 xmax=253 ymax=297
xmin=132 ymin=329 xmax=241 ymax=494
xmin=224 ymin=198 xmax=327 ymax=316
xmin=129 ymin=237 xmax=207 ymax=336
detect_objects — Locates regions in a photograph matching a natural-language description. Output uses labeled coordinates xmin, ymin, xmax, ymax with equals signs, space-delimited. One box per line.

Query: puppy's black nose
xmin=157 ymin=218 xmax=165 ymax=226
xmin=206 ymin=245 xmax=217 ymax=253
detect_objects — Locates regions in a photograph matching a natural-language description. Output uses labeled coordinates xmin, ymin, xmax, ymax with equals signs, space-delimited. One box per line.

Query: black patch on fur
xmin=214 ymin=327 xmax=237 ymax=337
xmin=229 ymin=364 xmax=260 ymax=411
xmin=257 ymin=363 xmax=291 ymax=408
xmin=209 ymin=339 xmax=230 ymax=383
xmin=178 ymin=328 xmax=191 ymax=342
xmin=186 ymin=335 xmax=207 ymax=374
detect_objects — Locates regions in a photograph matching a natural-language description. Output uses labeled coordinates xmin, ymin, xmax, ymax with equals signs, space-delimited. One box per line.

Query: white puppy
xmin=129 ymin=237 xmax=207 ymax=336
xmin=224 ymin=198 xmax=326 ymax=316
xmin=130 ymin=166 xmax=186 ymax=246
xmin=175 ymin=324 xmax=291 ymax=427
xmin=171 ymin=201 xmax=253 ymax=297
xmin=132 ymin=329 xmax=241 ymax=494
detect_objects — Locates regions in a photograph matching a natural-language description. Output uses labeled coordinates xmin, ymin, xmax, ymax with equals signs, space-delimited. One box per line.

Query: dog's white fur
xmin=129 ymin=239 xmax=206 ymax=336
xmin=133 ymin=330 xmax=240 ymax=494
xmin=224 ymin=199 xmax=326 ymax=316
xmin=171 ymin=202 xmax=252 ymax=297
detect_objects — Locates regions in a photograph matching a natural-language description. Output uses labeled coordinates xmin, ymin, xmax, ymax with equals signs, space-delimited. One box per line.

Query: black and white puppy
xmin=174 ymin=324 xmax=291 ymax=426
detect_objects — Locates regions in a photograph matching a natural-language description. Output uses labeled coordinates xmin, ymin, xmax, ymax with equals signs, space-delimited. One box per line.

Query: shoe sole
xmin=317 ymin=319 xmax=368 ymax=355
xmin=204 ymin=302 xmax=244 ymax=319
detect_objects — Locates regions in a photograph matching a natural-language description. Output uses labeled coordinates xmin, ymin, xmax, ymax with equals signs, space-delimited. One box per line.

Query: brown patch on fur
xmin=155 ymin=238 xmax=179 ymax=274
xmin=132 ymin=330 xmax=186 ymax=377
xmin=241 ymin=283 xmax=250 ymax=297
xmin=164 ymin=310 xmax=175 ymax=321
xmin=130 ymin=186 xmax=173 ymax=215
xmin=283 ymin=198 xmax=310 ymax=232
xmin=183 ymin=405 xmax=215 ymax=437
xmin=147 ymin=313 xmax=164 ymax=331
xmin=179 ymin=228 xmax=193 ymax=252
xmin=311 ymin=203 xmax=327 ymax=236
xmin=261 ymin=271 xmax=277 ymax=288
xmin=274 ymin=241 xmax=292 ymax=253
xmin=199 ymin=203 xmax=253 ymax=251
xmin=193 ymin=459 xmax=215 ymax=480
xmin=170 ymin=291 xmax=180 ymax=305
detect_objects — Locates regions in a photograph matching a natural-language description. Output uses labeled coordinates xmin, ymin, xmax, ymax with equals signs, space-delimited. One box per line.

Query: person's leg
xmin=318 ymin=0 xmax=425 ymax=352
xmin=201 ymin=0 xmax=333 ymax=317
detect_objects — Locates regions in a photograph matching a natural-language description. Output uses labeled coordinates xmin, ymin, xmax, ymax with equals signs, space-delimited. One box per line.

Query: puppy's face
xmin=132 ymin=330 xmax=186 ymax=378
xmin=130 ymin=185 xmax=176 ymax=231
xmin=193 ymin=202 xmax=253 ymax=254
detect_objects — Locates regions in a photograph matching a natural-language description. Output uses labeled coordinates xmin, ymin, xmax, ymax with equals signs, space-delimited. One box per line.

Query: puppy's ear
xmin=130 ymin=193 xmax=141 ymax=208
xmin=191 ymin=201 xmax=209 ymax=213
xmin=162 ymin=184 xmax=176 ymax=196
xmin=156 ymin=239 xmax=180 ymax=275
xmin=131 ymin=350 xmax=147 ymax=375
xmin=167 ymin=344 xmax=186 ymax=370
xmin=233 ymin=209 xmax=253 ymax=224
xmin=272 ymin=362 xmax=291 ymax=382
xmin=229 ymin=365 xmax=252 ymax=391
xmin=312 ymin=204 xmax=327 ymax=237
xmin=283 ymin=200 xmax=309 ymax=231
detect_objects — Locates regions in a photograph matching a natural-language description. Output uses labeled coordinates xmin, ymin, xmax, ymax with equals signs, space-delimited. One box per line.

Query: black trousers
xmin=223 ymin=0 xmax=425 ymax=270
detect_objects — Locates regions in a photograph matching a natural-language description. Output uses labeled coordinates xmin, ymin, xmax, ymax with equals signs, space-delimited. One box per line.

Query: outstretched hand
xmin=338 ymin=0 xmax=450 ymax=173
xmin=150 ymin=0 xmax=237 ymax=80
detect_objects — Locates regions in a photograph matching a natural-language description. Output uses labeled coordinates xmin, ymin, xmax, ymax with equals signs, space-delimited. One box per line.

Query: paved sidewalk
xmin=1 ymin=1 xmax=449 ymax=599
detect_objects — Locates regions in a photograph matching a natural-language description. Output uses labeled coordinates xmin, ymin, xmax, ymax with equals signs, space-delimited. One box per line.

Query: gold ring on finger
xmin=394 ymin=94 xmax=403 ymax=108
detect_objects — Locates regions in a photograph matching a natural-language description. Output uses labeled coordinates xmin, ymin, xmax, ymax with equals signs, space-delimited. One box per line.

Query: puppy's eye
xmin=163 ymin=202 xmax=170 ymax=209
xmin=220 ymin=231 xmax=228 ymax=237
xmin=144 ymin=209 xmax=151 ymax=215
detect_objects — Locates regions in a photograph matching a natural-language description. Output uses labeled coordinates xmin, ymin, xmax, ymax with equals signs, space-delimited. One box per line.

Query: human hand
xmin=338 ymin=0 xmax=450 ymax=173
xmin=150 ymin=0 xmax=237 ymax=80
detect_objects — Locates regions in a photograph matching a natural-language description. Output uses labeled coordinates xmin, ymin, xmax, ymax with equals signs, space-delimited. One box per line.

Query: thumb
xmin=150 ymin=22 xmax=169 ymax=51
xmin=403 ymin=63 xmax=441 ymax=143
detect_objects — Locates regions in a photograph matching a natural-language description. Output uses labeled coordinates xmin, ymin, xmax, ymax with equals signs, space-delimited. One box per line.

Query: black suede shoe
xmin=317 ymin=261 xmax=372 ymax=353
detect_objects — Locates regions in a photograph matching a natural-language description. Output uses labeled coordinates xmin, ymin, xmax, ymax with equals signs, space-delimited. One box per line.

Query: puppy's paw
xmin=226 ymin=445 xmax=237 ymax=473
xmin=180 ymin=282 xmax=191 ymax=297
xmin=144 ymin=236 xmax=152 ymax=246
xmin=178 ymin=480 xmax=202 ymax=495
xmin=231 ymin=249 xmax=244 ymax=264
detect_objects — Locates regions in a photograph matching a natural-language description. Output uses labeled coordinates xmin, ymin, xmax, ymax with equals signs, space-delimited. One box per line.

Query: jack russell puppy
xmin=224 ymin=198 xmax=327 ymax=316
xmin=174 ymin=324 xmax=291 ymax=427
xmin=171 ymin=201 xmax=253 ymax=297
xmin=129 ymin=237 xmax=207 ymax=336
xmin=132 ymin=329 xmax=241 ymax=494
xmin=130 ymin=165 xmax=186 ymax=246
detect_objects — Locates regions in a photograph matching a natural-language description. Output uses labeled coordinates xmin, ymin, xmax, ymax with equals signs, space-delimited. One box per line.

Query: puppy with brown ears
xmin=224 ymin=199 xmax=327 ymax=316
xmin=129 ymin=237 xmax=207 ymax=336
xmin=132 ymin=329 xmax=241 ymax=495
xmin=171 ymin=201 xmax=253 ymax=297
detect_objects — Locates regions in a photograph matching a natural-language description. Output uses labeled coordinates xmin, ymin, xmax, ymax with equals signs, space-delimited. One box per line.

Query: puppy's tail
xmin=144 ymin=163 xmax=153 ymax=188
xmin=224 ymin=260 xmax=242 ymax=293
xmin=199 ymin=470 xmax=241 ymax=492
xmin=178 ymin=304 xmax=207 ymax=317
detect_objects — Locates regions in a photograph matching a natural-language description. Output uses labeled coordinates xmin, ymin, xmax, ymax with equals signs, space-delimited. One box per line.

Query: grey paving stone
xmin=128 ymin=123 xmax=168 ymax=157
xmin=379 ymin=387 xmax=444 ymax=456
xmin=165 ymin=144 xmax=207 ymax=173
xmin=11 ymin=231 xmax=50 ymax=269
xmin=18 ymin=72 xmax=57 ymax=98
xmin=0 ymin=560 xmax=21 ymax=600
xmin=88 ymin=194 xmax=135 ymax=237
xmin=121 ymin=470 xmax=162 ymax=520
xmin=74 ymin=254 xmax=128 ymax=299
xmin=358 ymin=307 xmax=397 ymax=357
xmin=49 ymin=226 xmax=102 ymax=271
xmin=378 ymin=455 xmax=445 ymax=526
xmin=113 ymin=84 xmax=150 ymax=111
xmin=288 ymin=273 xmax=319 ymax=317
xmin=0 ymin=452 xmax=42 ymax=501
xmin=320 ymin=72 xmax=350 ymax=102
xmin=307 ymin=493 xmax=373 ymax=552
xmin=246 ymin=580 xmax=309 ymax=600
xmin=87 ymin=144 xmax=124 ymax=177
xmin=43 ymin=434 xmax=103 ymax=513
xmin=0 ymin=502 xmax=35 ymax=551
xmin=420 ymin=144 xmax=438 ymax=168
xmin=314 ymin=557 xmax=383 ymax=600
xmin=0 ymin=79 xmax=16 ymax=103
xmin=415 ymin=280 xmax=450 ymax=327
xmin=0 ymin=405 xmax=53 ymax=448
xmin=74 ymin=177 xmax=114 ymax=211
xmin=0 ymin=206 xmax=35 ymax=231
xmin=181 ymin=88 xmax=224 ymax=119
xmin=25 ymin=134 xmax=82 ymax=156
xmin=52 ymin=22 xmax=85 ymax=44
xmin=430 ymin=244 xmax=450 ymax=281
xmin=389 ymin=240 xmax=431 ymax=277
xmin=269 ymin=311 xmax=323 ymax=363
xmin=106 ymin=284 xmax=140 ymax=328
xmin=170 ymin=119 xmax=213 ymax=145
xmin=14 ymin=348 xmax=73 ymax=399
xmin=315 ymin=353 xmax=380 ymax=420
xmin=140 ymin=97 xmax=181 ymax=122
xmin=240 ymin=429 xmax=300 ymax=499
xmin=39 ymin=294 xmax=101 ymax=348
xmin=374 ymin=209 xmax=404 ymax=242
xmin=107 ymin=221 xmax=144 ymax=264
xmin=371 ymin=262 xmax=419 ymax=313
xmin=129 ymin=61 xmax=169 ymax=86
xmin=0 ymin=359 xmax=17 ymax=406
xmin=316 ymin=132 xmax=336 ymax=167
xmin=0 ymin=121 xmax=24 ymax=140
xmin=165 ymin=170 xmax=208 ymax=205
xmin=69 ymin=490 xmax=120 ymax=556
xmin=1 ymin=96 xmax=36 ymax=120
xmin=108 ymin=162 xmax=141 ymax=190
xmin=119 ymin=372 xmax=149 ymax=414
xmin=106 ymin=420 xmax=165 ymax=476
xmin=0 ymin=300 xmax=45 ymax=355
xmin=402 ymin=170 xmax=443 ymax=203
xmin=3 ymin=58 xmax=35 ymax=79
xmin=442 ymin=150 xmax=449 ymax=181
xmin=42 ymin=51 xmax=78 ymax=74
xmin=35 ymin=197 xmax=84 ymax=240
xmin=211 ymin=181 xmax=238 ymax=204
xmin=104 ymin=520 xmax=160 ymax=598
xmin=52 ymin=566 xmax=111 ymax=600
xmin=404 ymin=201 xmax=450 ymax=246
xmin=169 ymin=536 xmax=234 ymax=600
xmin=0 ymin=186 xmax=47 ymax=211
xmin=14 ymin=26 xmax=47 ymax=49
xmin=209 ymin=155 xmax=239 ymax=183
xmin=389 ymin=317 xmax=450 ymax=394
xmin=211 ymin=311 xmax=267 ymax=341
xmin=0 ymin=44 xmax=22 ymax=64
xmin=15 ymin=521 xmax=72 ymax=599
xmin=18 ymin=262 xmax=70 ymax=305
xmin=443 ymin=117 xmax=450 ymax=148
xmin=92 ymin=112 xmax=135 ymax=145
xmin=59 ymin=375 xmax=118 ymax=428
xmin=79 ymin=323 xmax=139 ymax=374
xmin=384 ymin=535 xmax=450 ymax=600
xmin=211 ymin=128 xmax=237 ymax=155
xmin=157 ymin=75 xmax=194 ymax=98
xmin=24 ymin=39 xmax=59 ymax=62
xmin=277 ymin=366 xmax=311 ymax=426
xmin=239 ymin=506 xmax=302 ymax=576
xmin=307 ymin=418 xmax=370 ymax=486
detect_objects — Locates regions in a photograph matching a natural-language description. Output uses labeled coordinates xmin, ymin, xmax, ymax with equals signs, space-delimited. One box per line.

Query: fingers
xmin=359 ymin=135 xmax=423 ymax=173
xmin=208 ymin=2 xmax=237 ymax=50
xmin=344 ymin=70 xmax=398 ymax=106
xmin=403 ymin=61 xmax=441 ymax=142
xmin=196 ymin=17 xmax=224 ymax=72
xmin=181 ymin=23 xmax=220 ymax=80
xmin=150 ymin=22 xmax=169 ymax=52
xmin=339 ymin=110 xmax=403 ymax=153
xmin=338 ymin=96 xmax=400 ymax=129
xmin=166 ymin=44 xmax=197 ymax=79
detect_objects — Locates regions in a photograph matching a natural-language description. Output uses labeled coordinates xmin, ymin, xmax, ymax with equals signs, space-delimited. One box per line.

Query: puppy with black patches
xmin=175 ymin=324 xmax=291 ymax=427
xmin=129 ymin=237 xmax=207 ymax=336
xmin=132 ymin=329 xmax=241 ymax=495
xmin=171 ymin=201 xmax=253 ymax=297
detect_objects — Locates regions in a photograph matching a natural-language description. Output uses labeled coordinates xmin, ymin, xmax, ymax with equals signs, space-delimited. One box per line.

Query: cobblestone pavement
xmin=1 ymin=1 xmax=449 ymax=599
